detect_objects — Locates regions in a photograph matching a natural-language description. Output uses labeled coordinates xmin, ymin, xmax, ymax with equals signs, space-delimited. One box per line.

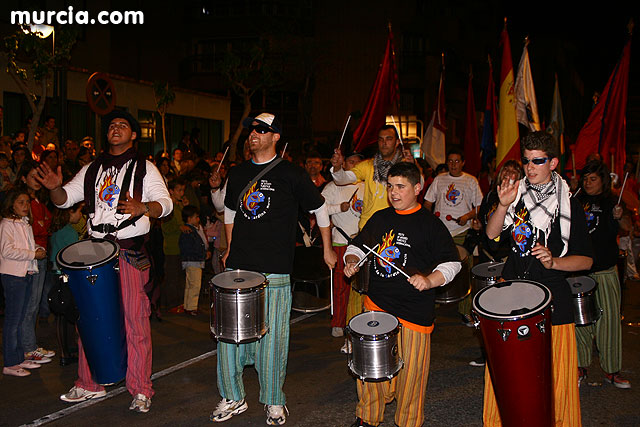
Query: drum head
xmin=473 ymin=280 xmax=551 ymax=321
xmin=212 ymin=270 xmax=266 ymax=290
xmin=349 ymin=311 xmax=398 ymax=336
xmin=472 ymin=262 xmax=505 ymax=279
xmin=57 ymin=238 xmax=119 ymax=270
xmin=567 ymin=276 xmax=597 ymax=295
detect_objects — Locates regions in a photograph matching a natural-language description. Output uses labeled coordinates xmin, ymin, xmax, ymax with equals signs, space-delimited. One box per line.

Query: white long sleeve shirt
xmin=0 ymin=217 xmax=39 ymax=276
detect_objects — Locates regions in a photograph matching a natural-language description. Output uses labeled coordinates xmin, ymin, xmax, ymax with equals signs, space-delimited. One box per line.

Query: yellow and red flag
xmin=496 ymin=22 xmax=520 ymax=171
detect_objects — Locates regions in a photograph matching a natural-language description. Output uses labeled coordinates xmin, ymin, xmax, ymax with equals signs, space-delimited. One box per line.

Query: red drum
xmin=472 ymin=280 xmax=554 ymax=427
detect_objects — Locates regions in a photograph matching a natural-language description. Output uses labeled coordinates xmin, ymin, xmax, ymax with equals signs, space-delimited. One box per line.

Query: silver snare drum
xmin=471 ymin=261 xmax=505 ymax=293
xmin=568 ymin=276 xmax=602 ymax=326
xmin=210 ymin=270 xmax=269 ymax=343
xmin=347 ymin=311 xmax=403 ymax=381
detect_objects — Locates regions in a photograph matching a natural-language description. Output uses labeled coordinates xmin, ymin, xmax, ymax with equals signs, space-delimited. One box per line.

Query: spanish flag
xmin=496 ymin=21 xmax=520 ymax=171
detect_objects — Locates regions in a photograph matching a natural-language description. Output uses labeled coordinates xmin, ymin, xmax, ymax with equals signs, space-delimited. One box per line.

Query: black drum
xmin=291 ymin=246 xmax=331 ymax=313
xmin=435 ymin=245 xmax=470 ymax=304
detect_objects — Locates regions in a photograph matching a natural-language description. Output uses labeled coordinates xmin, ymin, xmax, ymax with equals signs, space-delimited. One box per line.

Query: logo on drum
xmin=242 ymin=182 xmax=266 ymax=218
xmin=517 ymin=325 xmax=530 ymax=340
xmin=98 ymin=175 xmax=120 ymax=208
xmin=445 ymin=183 xmax=460 ymax=205
xmin=377 ymin=230 xmax=401 ymax=274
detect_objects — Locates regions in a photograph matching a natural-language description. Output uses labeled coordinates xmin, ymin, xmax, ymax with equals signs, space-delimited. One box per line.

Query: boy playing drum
xmin=343 ymin=162 xmax=461 ymax=427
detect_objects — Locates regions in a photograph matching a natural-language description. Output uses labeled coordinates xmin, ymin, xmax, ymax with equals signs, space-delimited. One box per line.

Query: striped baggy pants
xmin=575 ymin=267 xmax=623 ymax=374
xmin=356 ymin=326 xmax=431 ymax=427
xmin=217 ymin=274 xmax=291 ymax=405
xmin=483 ymin=323 xmax=581 ymax=426
xmin=76 ymin=254 xmax=153 ymax=398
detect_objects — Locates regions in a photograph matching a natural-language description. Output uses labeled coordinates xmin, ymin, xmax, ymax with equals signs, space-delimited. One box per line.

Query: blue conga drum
xmin=57 ymin=238 xmax=127 ymax=385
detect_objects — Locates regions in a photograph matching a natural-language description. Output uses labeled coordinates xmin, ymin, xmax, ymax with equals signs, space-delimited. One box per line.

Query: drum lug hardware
xmin=497 ymin=328 xmax=511 ymax=342
xmin=86 ymin=274 xmax=98 ymax=285
xmin=60 ymin=274 xmax=69 ymax=284
xmin=536 ymin=319 xmax=546 ymax=334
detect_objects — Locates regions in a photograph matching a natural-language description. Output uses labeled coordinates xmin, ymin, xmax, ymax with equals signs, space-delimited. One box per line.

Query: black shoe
xmin=351 ymin=417 xmax=376 ymax=427
xmin=60 ymin=356 xmax=78 ymax=366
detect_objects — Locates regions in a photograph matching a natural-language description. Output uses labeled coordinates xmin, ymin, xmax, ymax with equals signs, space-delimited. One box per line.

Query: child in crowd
xmin=1 ymin=189 xmax=48 ymax=377
xmin=203 ymin=211 xmax=223 ymax=274
xmin=179 ymin=205 xmax=210 ymax=316
xmin=49 ymin=203 xmax=84 ymax=365
xmin=16 ymin=161 xmax=55 ymax=363
xmin=162 ymin=177 xmax=189 ymax=312
xmin=0 ymin=152 xmax=15 ymax=191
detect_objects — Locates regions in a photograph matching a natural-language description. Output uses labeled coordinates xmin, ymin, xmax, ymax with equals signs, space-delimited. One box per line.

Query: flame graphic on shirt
xmin=445 ymin=183 xmax=460 ymax=203
xmin=242 ymin=182 xmax=265 ymax=216
xmin=512 ymin=207 xmax=532 ymax=252
xmin=99 ymin=175 xmax=120 ymax=208
xmin=352 ymin=197 xmax=363 ymax=213
xmin=583 ymin=202 xmax=595 ymax=227
xmin=377 ymin=229 xmax=400 ymax=274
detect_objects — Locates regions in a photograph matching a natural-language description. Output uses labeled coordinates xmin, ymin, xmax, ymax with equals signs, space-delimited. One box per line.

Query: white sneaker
xmin=331 ymin=327 xmax=344 ymax=337
xmin=266 ymin=404 xmax=288 ymax=425
xmin=129 ymin=393 xmax=151 ymax=413
xmin=340 ymin=339 xmax=352 ymax=354
xmin=210 ymin=398 xmax=248 ymax=422
xmin=60 ymin=386 xmax=107 ymax=403
xmin=36 ymin=347 xmax=56 ymax=358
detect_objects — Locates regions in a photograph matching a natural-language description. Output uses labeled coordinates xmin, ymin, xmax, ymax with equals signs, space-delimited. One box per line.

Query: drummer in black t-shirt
xmin=484 ymin=132 xmax=593 ymax=427
xmin=209 ymin=112 xmax=336 ymax=425
xmin=343 ymin=162 xmax=461 ymax=427
xmin=575 ymin=160 xmax=631 ymax=388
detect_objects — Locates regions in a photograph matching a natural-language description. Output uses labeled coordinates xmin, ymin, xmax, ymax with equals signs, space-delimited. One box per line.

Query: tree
xmin=4 ymin=25 xmax=76 ymax=150
xmin=218 ymin=42 xmax=281 ymax=160
xmin=152 ymin=81 xmax=176 ymax=155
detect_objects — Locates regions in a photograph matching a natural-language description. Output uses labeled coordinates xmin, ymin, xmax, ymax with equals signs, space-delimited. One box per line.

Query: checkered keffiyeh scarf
xmin=372 ymin=150 xmax=402 ymax=183
xmin=503 ymin=171 xmax=571 ymax=256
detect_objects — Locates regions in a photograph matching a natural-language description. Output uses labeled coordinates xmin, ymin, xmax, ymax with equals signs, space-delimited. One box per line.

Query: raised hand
xmin=497 ymin=176 xmax=519 ymax=207
xmin=330 ymin=149 xmax=344 ymax=171
xmin=35 ymin=163 xmax=63 ymax=190
xmin=209 ymin=171 xmax=222 ymax=189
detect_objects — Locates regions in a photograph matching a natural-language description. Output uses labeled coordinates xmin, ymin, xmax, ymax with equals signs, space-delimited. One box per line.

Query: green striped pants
xmin=575 ymin=267 xmax=622 ymax=374
xmin=216 ymin=274 xmax=292 ymax=405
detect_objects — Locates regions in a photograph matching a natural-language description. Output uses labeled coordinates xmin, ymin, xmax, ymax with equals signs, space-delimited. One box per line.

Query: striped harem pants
xmin=356 ymin=325 xmax=431 ymax=427
xmin=217 ymin=274 xmax=291 ymax=405
xmin=575 ymin=267 xmax=623 ymax=374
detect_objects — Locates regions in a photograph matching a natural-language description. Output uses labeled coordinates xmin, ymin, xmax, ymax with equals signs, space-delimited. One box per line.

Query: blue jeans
xmin=21 ymin=258 xmax=47 ymax=353
xmin=2 ymin=274 xmax=32 ymax=366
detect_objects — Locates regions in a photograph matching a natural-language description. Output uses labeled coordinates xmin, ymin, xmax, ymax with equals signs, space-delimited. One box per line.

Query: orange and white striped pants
xmin=483 ymin=323 xmax=582 ymax=427
xmin=356 ymin=326 xmax=431 ymax=427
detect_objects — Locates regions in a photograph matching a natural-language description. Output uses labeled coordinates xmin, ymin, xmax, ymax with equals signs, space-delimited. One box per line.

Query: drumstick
xmin=572 ymin=188 xmax=581 ymax=198
xmin=337 ymin=115 xmax=352 ymax=150
xmin=333 ymin=225 xmax=377 ymax=270
xmin=215 ymin=146 xmax=229 ymax=174
xmin=390 ymin=115 xmax=405 ymax=151
xmin=362 ymin=243 xmax=411 ymax=279
xmin=618 ymin=172 xmax=629 ymax=205
xmin=281 ymin=142 xmax=288 ymax=158
xmin=330 ymin=267 xmax=334 ymax=316
xmin=348 ymin=188 xmax=358 ymax=203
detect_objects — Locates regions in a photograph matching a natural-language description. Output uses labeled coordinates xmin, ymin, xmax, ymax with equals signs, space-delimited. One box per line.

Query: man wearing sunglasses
xmin=211 ymin=112 xmax=337 ymax=425
xmin=484 ymin=131 xmax=593 ymax=427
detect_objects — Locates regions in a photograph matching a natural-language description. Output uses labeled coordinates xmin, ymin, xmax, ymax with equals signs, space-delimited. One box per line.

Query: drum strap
xmin=236 ymin=158 xmax=283 ymax=210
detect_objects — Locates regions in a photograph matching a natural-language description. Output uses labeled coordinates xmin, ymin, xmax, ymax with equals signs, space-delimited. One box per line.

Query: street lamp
xmin=23 ymin=24 xmax=55 ymax=53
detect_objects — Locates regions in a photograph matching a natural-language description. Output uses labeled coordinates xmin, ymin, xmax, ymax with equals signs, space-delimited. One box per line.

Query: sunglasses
xmin=250 ymin=125 xmax=272 ymax=134
xmin=521 ymin=157 xmax=550 ymax=165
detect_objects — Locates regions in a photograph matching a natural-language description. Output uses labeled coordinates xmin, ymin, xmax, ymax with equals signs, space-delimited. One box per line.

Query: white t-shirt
xmin=424 ymin=172 xmax=483 ymax=236
xmin=321 ymin=181 xmax=364 ymax=245
xmin=58 ymin=160 xmax=173 ymax=240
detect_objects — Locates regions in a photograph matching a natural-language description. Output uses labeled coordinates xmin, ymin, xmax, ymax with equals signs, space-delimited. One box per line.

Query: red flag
xmin=464 ymin=72 xmax=481 ymax=176
xmin=496 ymin=23 xmax=520 ymax=171
xmin=353 ymin=29 xmax=399 ymax=152
xmin=572 ymin=39 xmax=631 ymax=176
